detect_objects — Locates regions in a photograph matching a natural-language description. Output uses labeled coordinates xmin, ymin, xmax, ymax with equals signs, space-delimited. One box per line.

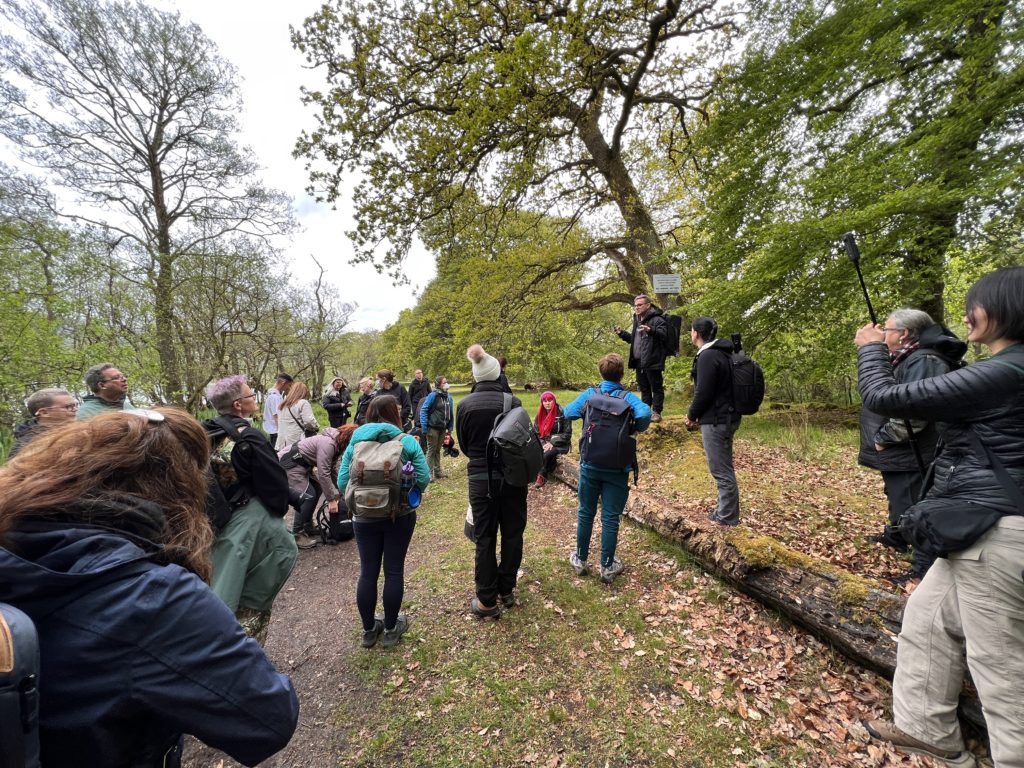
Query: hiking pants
xmin=426 ymin=426 xmax=445 ymax=477
xmin=892 ymin=516 xmax=1024 ymax=767
xmin=882 ymin=470 xmax=935 ymax=575
xmin=701 ymin=421 xmax=740 ymax=525
xmin=636 ymin=368 xmax=664 ymax=415
xmin=576 ymin=465 xmax=630 ymax=568
xmin=468 ymin=476 xmax=528 ymax=606
xmin=290 ymin=476 xmax=321 ymax=535
xmin=353 ymin=512 xmax=417 ymax=631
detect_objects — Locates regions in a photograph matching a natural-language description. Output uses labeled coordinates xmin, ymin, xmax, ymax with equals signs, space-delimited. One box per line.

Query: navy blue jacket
xmin=0 ymin=510 xmax=298 ymax=767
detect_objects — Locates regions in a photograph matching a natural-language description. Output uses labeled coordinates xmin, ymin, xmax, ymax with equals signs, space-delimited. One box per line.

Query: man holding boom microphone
xmin=615 ymin=294 xmax=669 ymax=423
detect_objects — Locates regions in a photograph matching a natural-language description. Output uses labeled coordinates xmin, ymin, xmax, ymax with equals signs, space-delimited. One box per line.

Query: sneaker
xmin=470 ymin=598 xmax=501 ymax=619
xmin=600 ymin=557 xmax=624 ymax=584
xmin=863 ymin=720 xmax=975 ymax=767
xmin=381 ymin=614 xmax=409 ymax=648
xmin=534 ymin=473 xmax=546 ymax=489
xmin=361 ymin=618 xmax=384 ymax=648
xmin=569 ymin=552 xmax=589 ymax=577
xmin=499 ymin=592 xmax=516 ymax=608
xmin=294 ymin=532 xmax=319 ymax=550
xmin=651 ymin=411 xmax=663 ymax=423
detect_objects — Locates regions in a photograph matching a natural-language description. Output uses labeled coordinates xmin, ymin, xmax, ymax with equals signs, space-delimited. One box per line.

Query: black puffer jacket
xmin=534 ymin=405 xmax=572 ymax=455
xmin=322 ymin=387 xmax=352 ymax=428
xmin=858 ymin=325 xmax=967 ymax=472
xmin=617 ymin=308 xmax=669 ymax=371
xmin=858 ymin=342 xmax=1024 ymax=515
xmin=688 ymin=338 xmax=738 ymax=425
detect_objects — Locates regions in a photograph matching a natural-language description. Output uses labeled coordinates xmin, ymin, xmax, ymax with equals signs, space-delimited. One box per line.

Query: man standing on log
xmin=615 ymin=294 xmax=668 ymax=423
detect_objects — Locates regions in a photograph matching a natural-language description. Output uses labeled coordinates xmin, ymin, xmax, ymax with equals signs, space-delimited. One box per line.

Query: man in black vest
xmin=615 ymin=294 xmax=669 ymax=422
xmin=455 ymin=344 xmax=527 ymax=619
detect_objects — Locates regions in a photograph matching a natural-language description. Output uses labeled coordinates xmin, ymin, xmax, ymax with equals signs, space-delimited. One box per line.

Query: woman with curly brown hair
xmin=0 ymin=408 xmax=298 ymax=767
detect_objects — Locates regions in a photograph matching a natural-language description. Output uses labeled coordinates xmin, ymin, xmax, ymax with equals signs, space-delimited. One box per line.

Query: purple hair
xmin=206 ymin=375 xmax=249 ymax=415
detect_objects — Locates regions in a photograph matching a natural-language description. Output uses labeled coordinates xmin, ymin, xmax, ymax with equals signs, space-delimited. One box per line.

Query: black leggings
xmin=353 ymin=512 xmax=417 ymax=630
xmin=290 ymin=476 xmax=321 ymax=534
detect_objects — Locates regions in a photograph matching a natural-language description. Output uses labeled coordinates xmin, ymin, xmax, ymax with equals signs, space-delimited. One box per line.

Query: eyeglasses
xmin=40 ymin=403 xmax=78 ymax=413
xmin=102 ymin=375 xmax=127 ymax=383
xmin=234 ymin=393 xmax=258 ymax=402
xmin=880 ymin=327 xmax=904 ymax=333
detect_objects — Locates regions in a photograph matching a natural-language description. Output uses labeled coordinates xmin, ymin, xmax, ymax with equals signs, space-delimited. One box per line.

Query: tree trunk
xmin=551 ymin=457 xmax=987 ymax=732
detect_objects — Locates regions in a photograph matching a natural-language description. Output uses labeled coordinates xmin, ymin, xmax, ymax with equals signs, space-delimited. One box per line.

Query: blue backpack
xmin=579 ymin=390 xmax=638 ymax=482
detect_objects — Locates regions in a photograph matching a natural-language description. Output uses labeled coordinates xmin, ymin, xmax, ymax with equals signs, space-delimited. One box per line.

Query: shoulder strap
xmin=287 ymin=405 xmax=314 ymax=431
xmin=502 ymin=393 xmax=513 ymax=413
xmin=212 ymin=416 xmax=241 ymax=442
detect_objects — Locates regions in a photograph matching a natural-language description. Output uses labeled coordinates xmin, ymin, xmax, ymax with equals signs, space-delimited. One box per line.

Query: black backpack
xmin=729 ymin=335 xmax=765 ymax=416
xmin=487 ymin=394 xmax=544 ymax=487
xmin=0 ymin=603 xmax=40 ymax=768
xmin=579 ymin=389 xmax=639 ymax=482
xmin=203 ymin=416 xmax=254 ymax=533
xmin=662 ymin=314 xmax=683 ymax=357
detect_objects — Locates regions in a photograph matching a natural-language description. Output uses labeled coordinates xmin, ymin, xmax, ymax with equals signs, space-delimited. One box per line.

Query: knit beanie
xmin=466 ymin=344 xmax=501 ymax=382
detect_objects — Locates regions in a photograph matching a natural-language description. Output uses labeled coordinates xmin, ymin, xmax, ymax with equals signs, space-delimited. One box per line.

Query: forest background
xmin=0 ymin=0 xmax=1021 ymax=446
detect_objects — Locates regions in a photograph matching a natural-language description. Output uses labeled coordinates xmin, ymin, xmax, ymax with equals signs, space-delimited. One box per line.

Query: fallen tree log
xmin=551 ymin=457 xmax=987 ymax=732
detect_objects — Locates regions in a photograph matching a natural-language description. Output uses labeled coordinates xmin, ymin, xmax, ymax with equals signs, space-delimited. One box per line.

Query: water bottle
xmin=400 ymin=461 xmax=419 ymax=509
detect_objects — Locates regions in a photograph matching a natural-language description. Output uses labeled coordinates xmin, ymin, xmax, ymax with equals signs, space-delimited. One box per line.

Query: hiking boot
xmin=600 ymin=557 xmax=624 ymax=584
xmin=863 ymin=720 xmax=976 ymax=767
xmin=651 ymin=411 xmax=663 ymax=423
xmin=294 ymin=532 xmax=319 ymax=550
xmin=534 ymin=473 xmax=546 ymax=489
xmin=866 ymin=532 xmax=910 ymax=553
xmin=569 ymin=552 xmax=589 ymax=577
xmin=361 ymin=618 xmax=384 ymax=648
xmin=470 ymin=598 xmax=501 ymax=619
xmin=381 ymin=614 xmax=409 ymax=648
xmin=499 ymin=592 xmax=516 ymax=608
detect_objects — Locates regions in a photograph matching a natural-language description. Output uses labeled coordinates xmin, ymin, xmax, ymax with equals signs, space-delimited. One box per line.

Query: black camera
xmin=442 ymin=432 xmax=460 ymax=458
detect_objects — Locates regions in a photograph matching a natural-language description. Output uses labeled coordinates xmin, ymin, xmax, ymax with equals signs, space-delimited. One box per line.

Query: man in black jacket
xmin=615 ymin=294 xmax=669 ymax=422
xmin=408 ymin=369 xmax=431 ymax=418
xmin=858 ymin=308 xmax=966 ymax=582
xmin=456 ymin=343 xmax=528 ymax=618
xmin=377 ymin=369 xmax=413 ymax=430
xmin=684 ymin=317 xmax=741 ymax=525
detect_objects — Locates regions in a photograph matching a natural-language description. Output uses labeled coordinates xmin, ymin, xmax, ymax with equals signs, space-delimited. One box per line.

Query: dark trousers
xmin=882 ymin=470 xmax=934 ymax=574
xmin=353 ymin=512 xmax=416 ymax=630
xmin=290 ymin=477 xmax=321 ymax=534
xmin=636 ymin=368 xmax=664 ymax=414
xmin=468 ymin=477 xmax=528 ymax=606
xmin=541 ymin=448 xmax=561 ymax=477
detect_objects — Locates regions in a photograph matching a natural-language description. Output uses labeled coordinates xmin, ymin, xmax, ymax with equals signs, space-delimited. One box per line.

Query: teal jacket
xmin=76 ymin=394 xmax=129 ymax=420
xmin=337 ymin=422 xmax=431 ymax=492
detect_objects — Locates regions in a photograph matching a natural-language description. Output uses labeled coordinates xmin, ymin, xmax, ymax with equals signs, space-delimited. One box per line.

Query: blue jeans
xmin=576 ymin=466 xmax=630 ymax=567
xmin=353 ymin=512 xmax=416 ymax=631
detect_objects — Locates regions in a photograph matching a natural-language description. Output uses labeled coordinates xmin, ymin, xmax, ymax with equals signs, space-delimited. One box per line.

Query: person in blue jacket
xmin=419 ymin=375 xmax=454 ymax=480
xmin=563 ymin=352 xmax=651 ymax=584
xmin=337 ymin=395 xmax=430 ymax=649
xmin=0 ymin=408 xmax=298 ymax=768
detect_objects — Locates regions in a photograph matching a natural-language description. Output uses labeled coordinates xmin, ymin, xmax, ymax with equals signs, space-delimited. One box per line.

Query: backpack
xmin=426 ymin=393 xmax=448 ymax=429
xmin=203 ymin=416 xmax=254 ymax=533
xmin=729 ymin=335 xmax=765 ymax=416
xmin=579 ymin=389 xmax=638 ymax=481
xmin=0 ymin=603 xmax=40 ymax=768
xmin=487 ymin=394 xmax=544 ymax=487
xmin=662 ymin=314 xmax=683 ymax=357
xmin=344 ymin=434 xmax=406 ymax=519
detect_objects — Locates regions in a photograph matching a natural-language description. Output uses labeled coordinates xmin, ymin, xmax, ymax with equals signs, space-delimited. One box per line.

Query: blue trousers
xmin=576 ymin=466 xmax=630 ymax=567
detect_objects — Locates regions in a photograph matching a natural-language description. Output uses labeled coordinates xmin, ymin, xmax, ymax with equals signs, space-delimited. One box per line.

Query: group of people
xmin=1 ymin=266 xmax=1021 ymax=767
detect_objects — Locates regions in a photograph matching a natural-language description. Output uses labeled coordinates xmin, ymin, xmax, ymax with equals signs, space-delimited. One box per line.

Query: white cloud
xmin=162 ymin=0 xmax=435 ymax=330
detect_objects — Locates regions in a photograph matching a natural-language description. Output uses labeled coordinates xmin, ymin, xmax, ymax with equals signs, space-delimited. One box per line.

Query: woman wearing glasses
xmin=856 ymin=266 xmax=1024 ymax=768
xmin=0 ymin=408 xmax=299 ymax=767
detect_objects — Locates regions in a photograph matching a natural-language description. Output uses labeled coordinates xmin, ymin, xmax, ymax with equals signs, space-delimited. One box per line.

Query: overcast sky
xmin=159 ymin=0 xmax=436 ymax=331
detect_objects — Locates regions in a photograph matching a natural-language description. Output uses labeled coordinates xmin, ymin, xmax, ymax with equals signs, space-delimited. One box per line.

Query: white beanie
xmin=466 ymin=344 xmax=500 ymax=382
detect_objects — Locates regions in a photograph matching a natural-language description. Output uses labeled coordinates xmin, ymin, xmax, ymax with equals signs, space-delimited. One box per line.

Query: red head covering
xmin=536 ymin=391 xmax=557 ymax=439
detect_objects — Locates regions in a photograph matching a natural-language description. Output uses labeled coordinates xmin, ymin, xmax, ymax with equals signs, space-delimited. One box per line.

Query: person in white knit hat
xmin=454 ymin=344 xmax=528 ymax=618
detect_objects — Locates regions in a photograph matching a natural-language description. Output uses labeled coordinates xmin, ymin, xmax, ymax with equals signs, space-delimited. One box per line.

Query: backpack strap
xmin=486 ymin=395 xmax=515 ymax=497
xmin=966 ymin=427 xmax=1024 ymax=515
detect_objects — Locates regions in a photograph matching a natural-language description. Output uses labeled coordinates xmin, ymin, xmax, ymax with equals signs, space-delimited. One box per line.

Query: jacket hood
xmin=697 ymin=338 xmax=734 ymax=355
xmin=0 ymin=496 xmax=166 ymax=614
xmin=917 ymin=324 xmax=967 ymax=364
xmin=351 ymin=421 xmax=403 ymax=443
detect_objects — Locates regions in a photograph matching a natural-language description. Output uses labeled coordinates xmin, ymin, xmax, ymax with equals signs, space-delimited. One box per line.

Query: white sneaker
xmin=569 ymin=552 xmax=589 ymax=576
xmin=600 ymin=557 xmax=624 ymax=584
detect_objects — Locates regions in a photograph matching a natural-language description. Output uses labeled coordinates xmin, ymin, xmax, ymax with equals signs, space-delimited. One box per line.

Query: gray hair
xmin=205 ymin=374 xmax=248 ymax=415
xmin=84 ymin=363 xmax=117 ymax=393
xmin=26 ymin=388 xmax=73 ymax=416
xmin=885 ymin=308 xmax=934 ymax=340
